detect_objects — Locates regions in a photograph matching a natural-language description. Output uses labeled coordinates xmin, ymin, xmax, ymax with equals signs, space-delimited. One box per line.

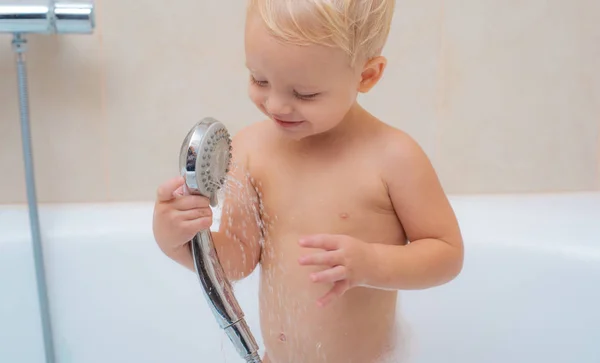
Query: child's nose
xmin=264 ymin=95 xmax=293 ymax=116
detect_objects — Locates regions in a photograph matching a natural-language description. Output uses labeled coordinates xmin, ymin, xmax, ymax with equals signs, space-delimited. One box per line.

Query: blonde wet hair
xmin=248 ymin=0 xmax=396 ymax=65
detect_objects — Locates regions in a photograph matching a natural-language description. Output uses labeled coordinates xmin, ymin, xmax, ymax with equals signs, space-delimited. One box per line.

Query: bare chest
xmin=253 ymin=155 xmax=403 ymax=246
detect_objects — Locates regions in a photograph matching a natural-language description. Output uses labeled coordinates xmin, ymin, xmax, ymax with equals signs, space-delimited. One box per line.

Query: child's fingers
xmin=179 ymin=208 xmax=212 ymax=221
xmin=298 ymin=251 xmax=342 ymax=266
xmin=174 ymin=195 xmax=211 ymax=211
xmin=182 ymin=217 xmax=212 ymax=233
xmin=157 ymin=176 xmax=185 ymax=202
xmin=299 ymin=234 xmax=341 ymax=250
xmin=310 ymin=265 xmax=346 ymax=283
xmin=172 ymin=185 xmax=184 ymax=197
xmin=317 ymin=280 xmax=349 ymax=308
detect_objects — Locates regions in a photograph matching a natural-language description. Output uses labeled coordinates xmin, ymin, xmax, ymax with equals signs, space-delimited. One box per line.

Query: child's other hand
xmin=298 ymin=234 xmax=375 ymax=308
xmin=153 ymin=176 xmax=213 ymax=258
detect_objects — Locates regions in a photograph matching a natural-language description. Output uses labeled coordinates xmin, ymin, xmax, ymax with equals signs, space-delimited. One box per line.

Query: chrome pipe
xmin=0 ymin=1 xmax=95 ymax=34
xmin=11 ymin=32 xmax=56 ymax=363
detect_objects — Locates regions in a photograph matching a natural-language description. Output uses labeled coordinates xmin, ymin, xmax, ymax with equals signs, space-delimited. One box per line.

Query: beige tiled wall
xmin=1 ymin=0 xmax=599 ymax=203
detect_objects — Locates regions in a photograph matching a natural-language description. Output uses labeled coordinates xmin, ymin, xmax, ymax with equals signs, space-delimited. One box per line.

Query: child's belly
xmin=257 ymin=233 xmax=400 ymax=363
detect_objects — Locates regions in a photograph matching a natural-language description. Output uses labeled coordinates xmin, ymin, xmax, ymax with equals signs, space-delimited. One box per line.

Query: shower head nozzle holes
xmin=179 ymin=117 xmax=232 ymax=205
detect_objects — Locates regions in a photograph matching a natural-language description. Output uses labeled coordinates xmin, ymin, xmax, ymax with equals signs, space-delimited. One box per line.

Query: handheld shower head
xmin=180 ymin=117 xmax=232 ymax=207
xmin=179 ymin=118 xmax=262 ymax=363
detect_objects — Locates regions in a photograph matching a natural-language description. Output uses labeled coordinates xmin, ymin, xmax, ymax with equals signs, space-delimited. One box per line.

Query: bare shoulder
xmin=375 ymin=123 xmax=432 ymax=178
xmin=230 ymin=120 xmax=270 ymax=151
xmin=376 ymin=122 xmax=462 ymax=246
xmin=230 ymin=120 xmax=272 ymax=167
xmin=375 ymin=122 xmax=442 ymax=205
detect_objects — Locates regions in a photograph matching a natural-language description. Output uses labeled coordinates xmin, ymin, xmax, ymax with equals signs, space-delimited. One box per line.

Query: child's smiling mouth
xmin=273 ymin=117 xmax=306 ymax=128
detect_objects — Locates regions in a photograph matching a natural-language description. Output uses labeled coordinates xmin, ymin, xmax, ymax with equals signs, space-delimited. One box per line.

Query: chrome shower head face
xmin=180 ymin=117 xmax=232 ymax=207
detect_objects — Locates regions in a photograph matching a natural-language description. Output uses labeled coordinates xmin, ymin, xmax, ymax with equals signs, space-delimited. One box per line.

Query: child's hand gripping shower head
xmin=180 ymin=117 xmax=262 ymax=363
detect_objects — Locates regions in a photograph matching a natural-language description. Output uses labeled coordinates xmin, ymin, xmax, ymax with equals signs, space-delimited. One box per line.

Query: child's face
xmin=244 ymin=13 xmax=364 ymax=140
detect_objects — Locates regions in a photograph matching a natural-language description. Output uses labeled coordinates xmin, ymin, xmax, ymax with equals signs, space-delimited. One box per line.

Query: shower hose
xmin=12 ymin=33 xmax=56 ymax=363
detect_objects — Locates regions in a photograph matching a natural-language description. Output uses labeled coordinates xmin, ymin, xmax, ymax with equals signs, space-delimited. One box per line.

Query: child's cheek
xmin=248 ymin=87 xmax=262 ymax=106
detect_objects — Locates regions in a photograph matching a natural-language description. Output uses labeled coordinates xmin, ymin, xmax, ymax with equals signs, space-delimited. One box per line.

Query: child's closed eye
xmin=250 ymin=75 xmax=320 ymax=100
xmin=250 ymin=75 xmax=268 ymax=87
xmin=294 ymin=91 xmax=320 ymax=101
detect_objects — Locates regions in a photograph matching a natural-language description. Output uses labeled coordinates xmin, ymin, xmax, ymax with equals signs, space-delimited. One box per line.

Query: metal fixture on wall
xmin=0 ymin=2 xmax=95 ymax=362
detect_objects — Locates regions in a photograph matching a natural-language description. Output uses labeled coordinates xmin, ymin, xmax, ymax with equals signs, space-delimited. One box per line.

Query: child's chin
xmin=278 ymin=130 xmax=309 ymax=141
xmin=273 ymin=122 xmax=311 ymax=139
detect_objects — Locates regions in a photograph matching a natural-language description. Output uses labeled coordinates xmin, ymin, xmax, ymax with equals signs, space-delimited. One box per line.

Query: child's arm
xmin=212 ymin=132 xmax=263 ymax=281
xmin=153 ymin=128 xmax=262 ymax=282
xmin=367 ymin=132 xmax=464 ymax=290
xmin=297 ymin=131 xmax=463 ymax=306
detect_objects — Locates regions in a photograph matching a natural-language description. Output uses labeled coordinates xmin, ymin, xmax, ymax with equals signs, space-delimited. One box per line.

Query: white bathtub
xmin=1 ymin=193 xmax=599 ymax=363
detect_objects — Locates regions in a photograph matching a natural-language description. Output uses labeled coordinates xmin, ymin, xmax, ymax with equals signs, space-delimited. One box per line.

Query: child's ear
xmin=357 ymin=56 xmax=387 ymax=93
